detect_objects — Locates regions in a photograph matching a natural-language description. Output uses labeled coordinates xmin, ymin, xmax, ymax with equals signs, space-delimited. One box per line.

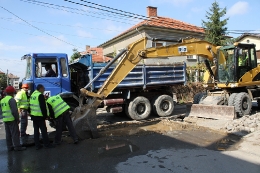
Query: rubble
xmin=225 ymin=113 xmax=260 ymax=135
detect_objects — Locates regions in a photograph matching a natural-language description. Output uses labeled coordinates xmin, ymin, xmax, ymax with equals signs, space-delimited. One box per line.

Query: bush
xmin=172 ymin=83 xmax=205 ymax=103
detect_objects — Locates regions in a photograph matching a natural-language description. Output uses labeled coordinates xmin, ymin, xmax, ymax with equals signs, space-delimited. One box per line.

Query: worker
xmin=29 ymin=84 xmax=55 ymax=150
xmin=0 ymin=86 xmax=5 ymax=100
xmin=0 ymin=86 xmax=26 ymax=151
xmin=15 ymin=83 xmax=30 ymax=137
xmin=45 ymin=64 xmax=56 ymax=77
xmin=238 ymin=51 xmax=248 ymax=66
xmin=47 ymin=94 xmax=78 ymax=145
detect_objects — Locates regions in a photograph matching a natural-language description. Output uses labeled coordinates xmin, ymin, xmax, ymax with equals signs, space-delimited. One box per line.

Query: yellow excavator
xmin=71 ymin=37 xmax=258 ymax=139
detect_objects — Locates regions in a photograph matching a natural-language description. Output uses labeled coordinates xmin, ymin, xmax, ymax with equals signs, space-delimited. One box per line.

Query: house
xmin=98 ymin=6 xmax=205 ymax=66
xmin=236 ymin=33 xmax=260 ymax=63
xmin=80 ymin=46 xmax=111 ymax=63
xmin=8 ymin=73 xmax=20 ymax=90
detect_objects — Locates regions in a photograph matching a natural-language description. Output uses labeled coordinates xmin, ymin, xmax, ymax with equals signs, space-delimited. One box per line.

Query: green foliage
xmin=202 ymin=1 xmax=229 ymax=46
xmin=70 ymin=48 xmax=81 ymax=63
xmin=0 ymin=73 xmax=7 ymax=88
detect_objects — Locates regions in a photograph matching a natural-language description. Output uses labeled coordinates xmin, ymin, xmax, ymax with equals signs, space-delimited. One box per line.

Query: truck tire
xmin=234 ymin=92 xmax=252 ymax=116
xmin=125 ymin=96 xmax=151 ymax=120
xmin=193 ymin=92 xmax=206 ymax=104
xmin=228 ymin=93 xmax=238 ymax=106
xmin=152 ymin=95 xmax=174 ymax=117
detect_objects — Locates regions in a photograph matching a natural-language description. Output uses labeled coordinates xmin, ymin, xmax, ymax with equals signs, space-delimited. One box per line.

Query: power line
xmin=79 ymin=0 xmax=147 ymax=18
xmin=64 ymin=0 xmax=147 ymax=20
xmin=0 ymin=5 xmax=84 ymax=49
xmin=0 ymin=17 xmax=124 ymax=32
xmin=20 ymin=0 xmax=204 ymax=33
xmin=20 ymin=0 xmax=139 ymax=25
xmin=0 ymin=22 xmax=107 ymax=40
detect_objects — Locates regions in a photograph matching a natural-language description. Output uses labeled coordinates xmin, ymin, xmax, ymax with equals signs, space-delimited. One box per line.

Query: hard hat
xmin=22 ymin=83 xmax=29 ymax=89
xmin=5 ymin=86 xmax=16 ymax=94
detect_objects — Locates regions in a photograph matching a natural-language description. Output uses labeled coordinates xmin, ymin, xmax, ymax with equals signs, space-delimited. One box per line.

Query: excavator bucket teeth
xmin=71 ymin=105 xmax=99 ymax=139
xmin=186 ymin=104 xmax=237 ymax=120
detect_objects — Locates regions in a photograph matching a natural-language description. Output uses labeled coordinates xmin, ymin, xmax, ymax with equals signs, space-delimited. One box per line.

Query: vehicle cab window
xmin=35 ymin=58 xmax=58 ymax=78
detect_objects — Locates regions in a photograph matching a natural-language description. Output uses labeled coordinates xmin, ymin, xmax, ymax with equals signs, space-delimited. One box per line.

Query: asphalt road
xmin=0 ymin=119 xmax=260 ymax=173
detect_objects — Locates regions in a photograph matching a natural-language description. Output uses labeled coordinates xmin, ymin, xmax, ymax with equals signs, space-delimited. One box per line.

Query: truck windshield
xmin=217 ymin=48 xmax=235 ymax=83
xmin=25 ymin=56 xmax=32 ymax=79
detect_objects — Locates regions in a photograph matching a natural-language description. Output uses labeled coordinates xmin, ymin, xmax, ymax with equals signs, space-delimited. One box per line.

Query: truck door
xmin=60 ymin=57 xmax=71 ymax=92
xmin=34 ymin=57 xmax=61 ymax=96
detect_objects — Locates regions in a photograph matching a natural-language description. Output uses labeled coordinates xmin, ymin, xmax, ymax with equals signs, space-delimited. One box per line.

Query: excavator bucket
xmin=186 ymin=104 xmax=237 ymax=120
xmin=71 ymin=104 xmax=99 ymax=139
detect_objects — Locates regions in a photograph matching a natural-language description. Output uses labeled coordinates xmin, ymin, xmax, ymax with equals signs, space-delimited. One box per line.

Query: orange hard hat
xmin=5 ymin=86 xmax=16 ymax=94
xmin=22 ymin=83 xmax=29 ymax=89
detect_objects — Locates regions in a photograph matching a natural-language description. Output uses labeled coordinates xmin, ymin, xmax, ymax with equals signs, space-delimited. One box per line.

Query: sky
xmin=0 ymin=0 xmax=259 ymax=80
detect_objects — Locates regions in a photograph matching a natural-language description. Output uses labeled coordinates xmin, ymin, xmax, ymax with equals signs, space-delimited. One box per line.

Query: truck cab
xmin=22 ymin=53 xmax=71 ymax=97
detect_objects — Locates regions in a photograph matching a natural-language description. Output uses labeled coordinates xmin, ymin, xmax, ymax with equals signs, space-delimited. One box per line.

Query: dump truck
xmin=21 ymin=47 xmax=186 ymax=129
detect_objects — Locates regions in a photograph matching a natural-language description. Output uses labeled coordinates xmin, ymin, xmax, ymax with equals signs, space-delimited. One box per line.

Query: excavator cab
xmin=216 ymin=43 xmax=257 ymax=85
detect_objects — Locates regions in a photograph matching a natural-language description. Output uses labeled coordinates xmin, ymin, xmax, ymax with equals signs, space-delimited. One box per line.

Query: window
xmin=250 ymin=48 xmax=257 ymax=68
xmin=60 ymin=58 xmax=68 ymax=77
xmin=90 ymin=50 xmax=97 ymax=55
xmin=35 ymin=58 xmax=58 ymax=78
xmin=152 ymin=42 xmax=164 ymax=47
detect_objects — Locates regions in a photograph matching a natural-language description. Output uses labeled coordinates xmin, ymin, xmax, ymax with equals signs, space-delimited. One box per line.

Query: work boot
xmin=8 ymin=147 xmax=14 ymax=151
xmin=74 ymin=139 xmax=79 ymax=144
xmin=14 ymin=147 xmax=26 ymax=151
xmin=36 ymin=145 xmax=43 ymax=150
xmin=44 ymin=144 xmax=55 ymax=149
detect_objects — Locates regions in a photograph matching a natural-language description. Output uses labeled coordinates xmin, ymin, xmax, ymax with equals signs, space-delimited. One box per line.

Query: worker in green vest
xmin=15 ymin=83 xmax=30 ymax=137
xmin=0 ymin=86 xmax=26 ymax=151
xmin=30 ymin=84 xmax=55 ymax=150
xmin=47 ymin=94 xmax=78 ymax=145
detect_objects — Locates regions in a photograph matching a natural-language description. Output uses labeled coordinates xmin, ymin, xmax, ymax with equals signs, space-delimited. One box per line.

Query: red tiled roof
xmin=0 ymin=70 xmax=5 ymax=74
xmin=81 ymin=47 xmax=111 ymax=62
xmin=8 ymin=73 xmax=19 ymax=79
xmin=99 ymin=16 xmax=204 ymax=47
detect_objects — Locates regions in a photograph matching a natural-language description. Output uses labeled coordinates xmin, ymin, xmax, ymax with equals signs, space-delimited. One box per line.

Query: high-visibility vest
xmin=47 ymin=95 xmax=70 ymax=118
xmin=0 ymin=96 xmax=15 ymax=122
xmin=29 ymin=90 xmax=49 ymax=117
xmin=15 ymin=89 xmax=29 ymax=109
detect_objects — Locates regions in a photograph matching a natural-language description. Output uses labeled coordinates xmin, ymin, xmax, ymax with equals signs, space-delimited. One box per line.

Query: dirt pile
xmin=172 ymin=83 xmax=205 ymax=103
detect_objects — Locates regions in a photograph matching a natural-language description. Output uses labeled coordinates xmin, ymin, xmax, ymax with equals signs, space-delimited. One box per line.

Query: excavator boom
xmin=71 ymin=37 xmax=234 ymax=139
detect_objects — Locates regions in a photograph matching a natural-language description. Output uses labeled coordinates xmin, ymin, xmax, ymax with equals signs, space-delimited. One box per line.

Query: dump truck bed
xmin=69 ymin=54 xmax=186 ymax=91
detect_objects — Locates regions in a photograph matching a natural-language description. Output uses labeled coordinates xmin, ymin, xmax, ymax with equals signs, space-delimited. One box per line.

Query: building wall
xmin=9 ymin=78 xmax=20 ymax=90
xmin=102 ymin=32 xmax=144 ymax=56
xmin=239 ymin=37 xmax=260 ymax=50
xmin=102 ymin=28 xmax=204 ymax=66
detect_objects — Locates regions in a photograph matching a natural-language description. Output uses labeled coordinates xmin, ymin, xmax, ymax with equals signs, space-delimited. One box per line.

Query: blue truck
xmin=22 ymin=53 xmax=186 ymax=120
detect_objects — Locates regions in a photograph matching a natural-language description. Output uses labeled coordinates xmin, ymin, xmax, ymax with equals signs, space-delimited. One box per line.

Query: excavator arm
xmin=72 ymin=37 xmax=217 ymax=139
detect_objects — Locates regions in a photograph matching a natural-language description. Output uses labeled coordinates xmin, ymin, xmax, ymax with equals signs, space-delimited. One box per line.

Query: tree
xmin=0 ymin=73 xmax=7 ymax=89
xmin=202 ymin=1 xmax=229 ymax=46
xmin=70 ymin=48 xmax=81 ymax=63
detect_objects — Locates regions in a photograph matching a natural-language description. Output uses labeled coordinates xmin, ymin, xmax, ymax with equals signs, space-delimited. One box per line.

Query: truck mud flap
xmin=186 ymin=104 xmax=237 ymax=120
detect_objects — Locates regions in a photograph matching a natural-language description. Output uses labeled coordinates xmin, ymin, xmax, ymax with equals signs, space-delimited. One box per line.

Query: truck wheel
xmin=152 ymin=95 xmax=174 ymax=117
xmin=125 ymin=96 xmax=151 ymax=120
xmin=234 ymin=92 xmax=252 ymax=116
xmin=228 ymin=93 xmax=238 ymax=106
xmin=193 ymin=92 xmax=206 ymax=104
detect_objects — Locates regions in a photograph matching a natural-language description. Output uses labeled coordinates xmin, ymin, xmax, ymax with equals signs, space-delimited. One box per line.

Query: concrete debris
xmin=225 ymin=113 xmax=260 ymax=134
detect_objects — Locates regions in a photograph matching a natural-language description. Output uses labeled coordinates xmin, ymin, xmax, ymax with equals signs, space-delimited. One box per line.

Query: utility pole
xmin=6 ymin=69 xmax=9 ymax=86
